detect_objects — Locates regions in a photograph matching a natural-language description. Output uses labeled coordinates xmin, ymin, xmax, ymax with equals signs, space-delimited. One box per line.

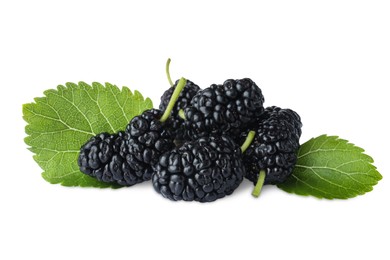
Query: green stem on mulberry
xmin=160 ymin=77 xmax=187 ymax=123
xmin=240 ymin=131 xmax=266 ymax=198
xmin=252 ymin=170 xmax=266 ymax=198
xmin=240 ymin=130 xmax=256 ymax=153
xmin=166 ymin=58 xmax=174 ymax=86
xmin=178 ymin=109 xmax=186 ymax=120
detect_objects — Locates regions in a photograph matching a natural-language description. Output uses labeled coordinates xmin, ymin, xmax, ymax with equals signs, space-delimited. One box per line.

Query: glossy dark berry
xmin=126 ymin=109 xmax=175 ymax=166
xmin=78 ymin=109 xmax=176 ymax=186
xmin=244 ymin=106 xmax=302 ymax=185
xmin=184 ymin=78 xmax=264 ymax=142
xmin=159 ymin=79 xmax=201 ymax=141
xmin=152 ymin=135 xmax=245 ymax=202
xmin=78 ymin=131 xmax=151 ymax=186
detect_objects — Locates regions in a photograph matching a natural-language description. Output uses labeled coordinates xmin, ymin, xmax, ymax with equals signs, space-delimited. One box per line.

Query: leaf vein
xmin=296 ymin=165 xmax=363 ymax=193
xmin=109 ymin=86 xmax=130 ymax=123
xmin=290 ymin=172 xmax=333 ymax=197
xmin=48 ymin=90 xmax=95 ymax=134
xmin=298 ymin=148 xmax=357 ymax=159
xmin=27 ymin=109 xmax=94 ymax=135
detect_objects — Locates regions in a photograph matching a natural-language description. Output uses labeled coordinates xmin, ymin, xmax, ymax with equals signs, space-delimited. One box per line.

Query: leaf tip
xmin=145 ymin=97 xmax=153 ymax=106
xmin=120 ymin=85 xmax=133 ymax=96
xmin=91 ymin=82 xmax=104 ymax=90
xmin=133 ymin=89 xmax=144 ymax=99
xmin=22 ymin=102 xmax=33 ymax=120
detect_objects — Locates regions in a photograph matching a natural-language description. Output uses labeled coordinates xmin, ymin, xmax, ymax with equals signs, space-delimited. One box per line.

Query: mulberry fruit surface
xmin=78 ymin=131 xmax=152 ymax=186
xmin=184 ymin=78 xmax=264 ymax=141
xmin=244 ymin=106 xmax=302 ymax=185
xmin=159 ymin=79 xmax=201 ymax=141
xmin=152 ymin=135 xmax=245 ymax=202
xmin=126 ymin=109 xmax=175 ymax=166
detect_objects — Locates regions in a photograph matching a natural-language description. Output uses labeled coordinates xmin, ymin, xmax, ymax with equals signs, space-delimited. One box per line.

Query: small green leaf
xmin=277 ymin=135 xmax=382 ymax=199
xmin=23 ymin=82 xmax=153 ymax=188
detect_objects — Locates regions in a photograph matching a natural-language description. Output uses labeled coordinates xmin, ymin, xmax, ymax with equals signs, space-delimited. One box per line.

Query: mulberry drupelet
xmin=152 ymin=135 xmax=245 ymax=202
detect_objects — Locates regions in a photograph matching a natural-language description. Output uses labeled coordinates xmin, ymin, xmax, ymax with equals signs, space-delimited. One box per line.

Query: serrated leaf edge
xmin=23 ymin=82 xmax=152 ymax=188
xmin=277 ymin=134 xmax=382 ymax=199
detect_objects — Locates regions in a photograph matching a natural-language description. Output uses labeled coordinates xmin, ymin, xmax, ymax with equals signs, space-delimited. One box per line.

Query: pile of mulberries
xmin=77 ymin=62 xmax=302 ymax=202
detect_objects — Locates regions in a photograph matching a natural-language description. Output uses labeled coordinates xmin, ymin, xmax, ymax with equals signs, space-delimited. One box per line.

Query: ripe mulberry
xmin=244 ymin=106 xmax=302 ymax=185
xmin=78 ymin=131 xmax=152 ymax=186
xmin=152 ymin=135 xmax=245 ymax=202
xmin=78 ymin=79 xmax=186 ymax=187
xmin=126 ymin=109 xmax=175 ymax=166
xmin=184 ymin=78 xmax=264 ymax=142
xmin=159 ymin=79 xmax=201 ymax=141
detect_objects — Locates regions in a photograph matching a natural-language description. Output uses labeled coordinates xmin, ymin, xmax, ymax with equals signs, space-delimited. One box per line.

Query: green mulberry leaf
xmin=23 ymin=82 xmax=153 ymax=188
xmin=277 ymin=135 xmax=382 ymax=199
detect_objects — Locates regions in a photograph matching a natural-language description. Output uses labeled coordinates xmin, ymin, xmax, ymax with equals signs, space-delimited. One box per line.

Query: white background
xmin=1 ymin=0 xmax=389 ymax=259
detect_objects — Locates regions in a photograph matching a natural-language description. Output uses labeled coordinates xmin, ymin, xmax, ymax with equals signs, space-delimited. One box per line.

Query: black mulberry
xmin=78 ymin=131 xmax=151 ymax=186
xmin=159 ymin=79 xmax=201 ymax=141
xmin=126 ymin=109 xmax=175 ymax=166
xmin=244 ymin=106 xmax=302 ymax=185
xmin=184 ymin=78 xmax=264 ymax=142
xmin=152 ymin=135 xmax=245 ymax=202
xmin=78 ymin=78 xmax=187 ymax=187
